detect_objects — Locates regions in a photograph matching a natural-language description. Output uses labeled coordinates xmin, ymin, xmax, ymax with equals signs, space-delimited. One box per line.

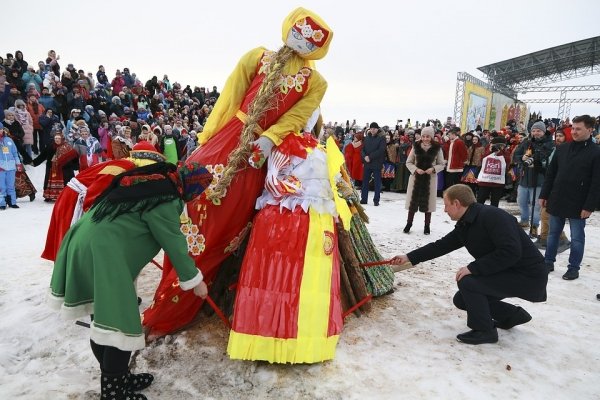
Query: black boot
xmin=456 ymin=328 xmax=498 ymax=345
xmin=6 ymin=196 xmax=18 ymax=208
xmin=101 ymin=373 xmax=147 ymax=400
xmin=424 ymin=225 xmax=430 ymax=235
xmin=127 ymin=371 xmax=154 ymax=392
xmin=403 ymin=223 xmax=412 ymax=233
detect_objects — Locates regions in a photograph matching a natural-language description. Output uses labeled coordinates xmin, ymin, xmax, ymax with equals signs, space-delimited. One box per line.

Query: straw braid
xmin=206 ymin=46 xmax=296 ymax=203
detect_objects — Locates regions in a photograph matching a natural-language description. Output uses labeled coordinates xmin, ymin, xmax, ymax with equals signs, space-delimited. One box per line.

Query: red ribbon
xmin=342 ymin=294 xmax=373 ymax=319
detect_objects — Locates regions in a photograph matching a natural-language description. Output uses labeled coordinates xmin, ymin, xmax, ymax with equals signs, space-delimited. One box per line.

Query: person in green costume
xmin=159 ymin=124 xmax=181 ymax=165
xmin=49 ymin=161 xmax=213 ymax=400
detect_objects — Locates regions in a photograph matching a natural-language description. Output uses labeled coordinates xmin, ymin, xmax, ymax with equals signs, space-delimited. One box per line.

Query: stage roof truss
xmin=478 ymin=36 xmax=600 ymax=89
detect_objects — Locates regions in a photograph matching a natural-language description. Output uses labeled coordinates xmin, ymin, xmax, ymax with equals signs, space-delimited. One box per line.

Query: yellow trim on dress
xmin=326 ymin=136 xmax=352 ymax=230
xmin=227 ymin=209 xmax=339 ymax=363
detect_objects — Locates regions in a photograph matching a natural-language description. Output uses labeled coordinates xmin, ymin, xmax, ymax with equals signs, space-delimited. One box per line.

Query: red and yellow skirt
xmin=227 ymin=205 xmax=343 ymax=363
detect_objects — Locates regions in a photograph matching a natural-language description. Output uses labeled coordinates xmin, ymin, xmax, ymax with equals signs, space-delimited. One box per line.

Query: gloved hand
xmin=193 ymin=281 xmax=208 ymax=298
xmin=248 ymin=136 xmax=275 ymax=169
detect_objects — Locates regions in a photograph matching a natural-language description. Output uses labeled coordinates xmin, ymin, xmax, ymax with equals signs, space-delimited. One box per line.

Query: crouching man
xmin=391 ymin=184 xmax=547 ymax=344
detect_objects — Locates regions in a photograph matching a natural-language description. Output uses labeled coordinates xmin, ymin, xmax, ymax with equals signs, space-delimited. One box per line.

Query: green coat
xmin=49 ymin=199 xmax=201 ymax=351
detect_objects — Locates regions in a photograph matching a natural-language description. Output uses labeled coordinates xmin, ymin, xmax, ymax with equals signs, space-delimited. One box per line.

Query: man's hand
xmin=390 ymin=254 xmax=409 ymax=265
xmin=193 ymin=281 xmax=208 ymax=298
xmin=539 ymin=198 xmax=547 ymax=208
xmin=455 ymin=266 xmax=472 ymax=282
xmin=364 ymin=155 xmax=370 ymax=163
xmin=426 ymin=167 xmax=435 ymax=175
xmin=415 ymin=168 xmax=425 ymax=175
xmin=581 ymin=209 xmax=593 ymax=219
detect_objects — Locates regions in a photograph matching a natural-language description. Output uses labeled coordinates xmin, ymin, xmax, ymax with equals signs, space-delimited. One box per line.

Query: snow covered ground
xmin=1 ymin=164 xmax=599 ymax=400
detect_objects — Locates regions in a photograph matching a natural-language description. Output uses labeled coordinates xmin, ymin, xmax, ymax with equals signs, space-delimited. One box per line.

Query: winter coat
xmin=405 ymin=142 xmax=445 ymax=212
xmin=38 ymin=114 xmax=61 ymax=148
xmin=111 ymin=76 xmax=125 ymax=95
xmin=27 ymin=102 xmax=45 ymax=130
xmin=344 ymin=140 xmax=364 ymax=182
xmin=0 ymin=135 xmax=21 ymax=171
xmin=361 ymin=131 xmax=386 ymax=168
xmin=445 ymin=138 xmax=468 ymax=172
xmin=22 ymin=71 xmax=42 ymax=92
xmin=98 ymin=127 xmax=111 ymax=151
xmin=14 ymin=108 xmax=34 ymax=145
xmin=407 ymin=203 xmax=547 ymax=303
xmin=513 ymin=135 xmax=554 ymax=188
xmin=38 ymin=94 xmax=56 ymax=113
xmin=540 ymin=137 xmax=600 ymax=218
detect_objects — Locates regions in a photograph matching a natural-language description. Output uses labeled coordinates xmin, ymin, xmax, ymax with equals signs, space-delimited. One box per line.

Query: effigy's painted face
xmin=286 ymin=29 xmax=317 ymax=55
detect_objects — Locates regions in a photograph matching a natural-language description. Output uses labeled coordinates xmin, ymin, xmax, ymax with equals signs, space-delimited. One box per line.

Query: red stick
xmin=342 ymin=294 xmax=373 ymax=319
xmin=359 ymin=259 xmax=393 ymax=268
xmin=147 ymin=259 xmax=230 ymax=328
xmin=205 ymin=295 xmax=232 ymax=329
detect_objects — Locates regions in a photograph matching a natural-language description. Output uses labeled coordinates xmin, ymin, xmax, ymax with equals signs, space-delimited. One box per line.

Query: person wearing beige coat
xmin=404 ymin=126 xmax=446 ymax=234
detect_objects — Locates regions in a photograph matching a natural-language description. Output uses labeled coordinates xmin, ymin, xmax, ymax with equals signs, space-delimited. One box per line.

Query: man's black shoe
xmin=596 ymin=293 xmax=600 ymax=301
xmin=403 ymin=223 xmax=412 ymax=234
xmin=374 ymin=202 xmax=379 ymax=206
xmin=424 ymin=225 xmax=430 ymax=235
xmin=456 ymin=328 xmax=498 ymax=345
xmin=546 ymin=262 xmax=554 ymax=273
xmin=8 ymin=204 xmax=19 ymax=209
xmin=562 ymin=268 xmax=579 ymax=280
xmin=495 ymin=307 xmax=532 ymax=330
xmin=360 ymin=200 xmax=368 ymax=205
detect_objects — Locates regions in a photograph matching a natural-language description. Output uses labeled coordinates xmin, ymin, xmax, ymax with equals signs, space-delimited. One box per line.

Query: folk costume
xmin=227 ymin=134 xmax=350 ymax=363
xmin=49 ymin=161 xmax=212 ymax=400
xmin=143 ymin=7 xmax=334 ymax=336
xmin=41 ymin=142 xmax=166 ymax=261
xmin=33 ymin=136 xmax=78 ymax=201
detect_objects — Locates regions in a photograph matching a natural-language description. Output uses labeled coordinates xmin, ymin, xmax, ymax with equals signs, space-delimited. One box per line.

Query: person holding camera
xmin=513 ymin=121 xmax=554 ymax=236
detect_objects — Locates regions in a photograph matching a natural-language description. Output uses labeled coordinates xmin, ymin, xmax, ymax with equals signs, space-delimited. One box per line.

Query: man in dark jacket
xmin=360 ymin=122 xmax=386 ymax=206
xmin=539 ymin=114 xmax=600 ymax=280
xmin=391 ymin=184 xmax=547 ymax=345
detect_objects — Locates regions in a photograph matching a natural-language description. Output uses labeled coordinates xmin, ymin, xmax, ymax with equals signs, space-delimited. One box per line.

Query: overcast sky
xmin=3 ymin=0 xmax=598 ymax=127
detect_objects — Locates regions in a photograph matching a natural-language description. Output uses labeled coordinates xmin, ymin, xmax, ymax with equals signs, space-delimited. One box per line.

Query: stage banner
xmin=461 ymin=81 xmax=492 ymax=132
xmin=488 ymin=93 xmax=529 ymax=131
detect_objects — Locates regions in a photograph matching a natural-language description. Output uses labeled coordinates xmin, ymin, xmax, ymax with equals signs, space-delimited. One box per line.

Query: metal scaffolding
xmin=478 ymin=36 xmax=600 ymax=89
xmin=453 ymin=72 xmax=517 ymax=128
xmin=474 ymin=36 xmax=600 ymax=119
xmin=518 ymin=98 xmax=600 ymax=104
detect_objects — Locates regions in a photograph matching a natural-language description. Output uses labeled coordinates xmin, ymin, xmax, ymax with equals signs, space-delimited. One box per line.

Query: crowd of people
xmin=1 ymin=48 xmax=223 ymax=207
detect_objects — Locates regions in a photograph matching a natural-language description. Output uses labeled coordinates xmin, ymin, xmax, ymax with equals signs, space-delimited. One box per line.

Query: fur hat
xmin=369 ymin=122 xmax=380 ymax=129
